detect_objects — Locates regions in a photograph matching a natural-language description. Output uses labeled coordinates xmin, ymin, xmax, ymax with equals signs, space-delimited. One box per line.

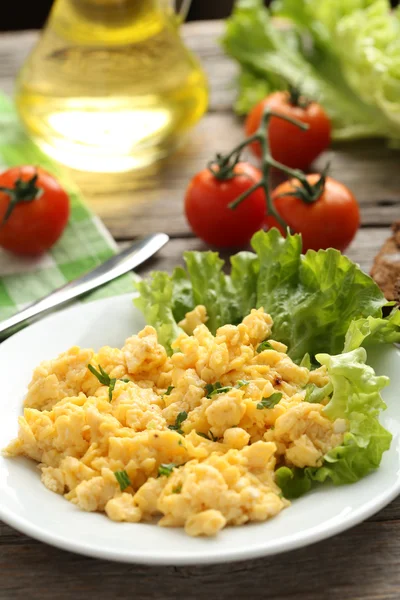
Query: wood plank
xmin=181 ymin=21 xmax=238 ymax=112
xmin=340 ymin=227 xmax=390 ymax=273
xmin=1 ymin=517 xmax=400 ymax=600
xmin=0 ymin=31 xmax=37 ymax=96
xmin=368 ymin=494 xmax=400 ymax=523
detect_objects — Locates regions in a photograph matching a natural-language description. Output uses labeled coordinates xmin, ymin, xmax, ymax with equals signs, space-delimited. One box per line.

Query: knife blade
xmin=0 ymin=232 xmax=169 ymax=340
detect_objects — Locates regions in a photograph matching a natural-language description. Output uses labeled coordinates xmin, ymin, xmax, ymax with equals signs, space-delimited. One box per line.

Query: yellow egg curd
xmin=4 ymin=307 xmax=346 ymax=536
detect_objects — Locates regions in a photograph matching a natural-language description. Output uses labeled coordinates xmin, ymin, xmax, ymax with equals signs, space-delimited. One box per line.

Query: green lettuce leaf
xmin=134 ymin=272 xmax=184 ymax=354
xmin=222 ymin=0 xmax=400 ymax=142
xmin=134 ymin=229 xmax=399 ymax=360
xmin=168 ymin=267 xmax=194 ymax=324
xmin=344 ymin=310 xmax=400 ymax=352
xmin=183 ymin=251 xmax=242 ymax=333
xmin=230 ymin=250 xmax=260 ymax=318
xmin=252 ymin=229 xmax=386 ymax=361
xmin=320 ymin=348 xmax=388 ymax=420
xmin=234 ymin=69 xmax=277 ymax=116
xmin=276 ymin=347 xmax=392 ymax=497
xmin=275 ymin=466 xmax=312 ymax=499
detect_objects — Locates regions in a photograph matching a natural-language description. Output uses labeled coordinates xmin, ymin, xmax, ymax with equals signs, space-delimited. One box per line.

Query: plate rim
xmin=1 ymin=475 xmax=399 ymax=565
xmin=0 ymin=293 xmax=399 ymax=565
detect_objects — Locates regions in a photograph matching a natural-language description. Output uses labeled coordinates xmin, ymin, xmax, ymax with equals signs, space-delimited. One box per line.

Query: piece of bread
xmin=370 ymin=221 xmax=400 ymax=302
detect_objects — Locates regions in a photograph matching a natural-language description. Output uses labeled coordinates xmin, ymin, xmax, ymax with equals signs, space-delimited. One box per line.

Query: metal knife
xmin=0 ymin=232 xmax=169 ymax=340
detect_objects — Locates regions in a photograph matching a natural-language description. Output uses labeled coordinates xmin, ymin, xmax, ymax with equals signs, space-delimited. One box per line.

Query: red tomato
xmin=245 ymin=91 xmax=331 ymax=170
xmin=266 ymin=174 xmax=360 ymax=252
xmin=0 ymin=166 xmax=70 ymax=256
xmin=184 ymin=162 xmax=266 ymax=248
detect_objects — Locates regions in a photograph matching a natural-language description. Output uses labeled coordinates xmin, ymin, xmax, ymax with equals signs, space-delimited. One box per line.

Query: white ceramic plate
xmin=0 ymin=294 xmax=399 ymax=565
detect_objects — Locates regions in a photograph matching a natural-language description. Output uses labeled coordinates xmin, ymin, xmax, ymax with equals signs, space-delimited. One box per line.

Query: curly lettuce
xmin=344 ymin=310 xmax=400 ymax=352
xmin=134 ymin=229 xmax=397 ymax=360
xmin=134 ymin=271 xmax=184 ymax=351
xmin=222 ymin=0 xmax=400 ymax=143
xmin=276 ymin=347 xmax=392 ymax=497
xmin=251 ymin=229 xmax=387 ymax=361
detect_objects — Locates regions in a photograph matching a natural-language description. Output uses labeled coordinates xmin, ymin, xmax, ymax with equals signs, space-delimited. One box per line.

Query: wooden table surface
xmin=1 ymin=22 xmax=400 ymax=600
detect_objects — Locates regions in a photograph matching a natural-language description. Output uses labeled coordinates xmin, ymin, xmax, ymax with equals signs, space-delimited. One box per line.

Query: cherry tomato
xmin=265 ymin=174 xmax=360 ymax=252
xmin=184 ymin=162 xmax=266 ymax=248
xmin=0 ymin=166 xmax=70 ymax=256
xmin=245 ymin=91 xmax=331 ymax=170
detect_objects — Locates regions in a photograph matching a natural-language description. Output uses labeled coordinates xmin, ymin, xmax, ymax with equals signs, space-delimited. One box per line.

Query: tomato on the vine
xmin=245 ymin=90 xmax=331 ymax=170
xmin=184 ymin=162 xmax=266 ymax=248
xmin=265 ymin=174 xmax=360 ymax=252
xmin=0 ymin=166 xmax=70 ymax=256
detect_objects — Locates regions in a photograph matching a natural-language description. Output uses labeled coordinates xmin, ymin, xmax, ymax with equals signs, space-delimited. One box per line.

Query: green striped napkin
xmin=0 ymin=95 xmax=135 ymax=322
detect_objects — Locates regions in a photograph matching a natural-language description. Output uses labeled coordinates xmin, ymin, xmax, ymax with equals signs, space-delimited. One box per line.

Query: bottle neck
xmin=48 ymin=0 xmax=168 ymax=44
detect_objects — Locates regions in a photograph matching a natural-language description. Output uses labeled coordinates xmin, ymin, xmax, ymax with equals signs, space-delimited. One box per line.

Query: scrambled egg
xmin=4 ymin=307 xmax=347 ymax=537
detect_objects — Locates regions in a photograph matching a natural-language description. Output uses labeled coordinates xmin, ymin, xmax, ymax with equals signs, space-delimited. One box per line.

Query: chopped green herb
xmin=168 ymin=411 xmax=188 ymax=435
xmin=257 ymin=340 xmax=274 ymax=353
xmin=304 ymin=383 xmax=316 ymax=403
xmin=304 ymin=382 xmax=333 ymax=404
xmin=120 ymin=378 xmax=131 ymax=383
xmin=172 ymin=483 xmax=182 ymax=494
xmin=236 ymin=380 xmax=249 ymax=388
xmin=209 ymin=430 xmax=219 ymax=442
xmin=108 ymin=378 xmax=116 ymax=402
xmin=257 ymin=392 xmax=283 ymax=410
xmin=165 ymin=385 xmax=174 ymax=395
xmin=209 ymin=385 xmax=233 ymax=398
xmin=205 ymin=380 xmax=248 ymax=399
xmin=178 ymin=439 xmax=183 ymax=446
xmin=204 ymin=383 xmax=213 ymax=396
xmin=88 ymin=363 xmax=111 ymax=386
xmin=158 ymin=463 xmax=176 ymax=477
xmin=114 ymin=470 xmax=131 ymax=491
xmin=299 ymin=353 xmax=311 ymax=369
xmin=197 ymin=430 xmax=219 ymax=442
xmin=88 ymin=364 xmax=116 ymax=402
xmin=205 ymin=382 xmax=222 ymax=397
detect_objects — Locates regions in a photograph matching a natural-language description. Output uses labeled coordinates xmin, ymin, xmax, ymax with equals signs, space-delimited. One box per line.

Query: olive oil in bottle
xmin=15 ymin=0 xmax=208 ymax=174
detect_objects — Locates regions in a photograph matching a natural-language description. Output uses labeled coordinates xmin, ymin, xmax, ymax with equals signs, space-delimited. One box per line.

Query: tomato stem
xmin=274 ymin=163 xmax=329 ymax=205
xmin=229 ymin=181 xmax=262 ymax=209
xmin=287 ymin=85 xmax=311 ymax=109
xmin=208 ymin=135 xmax=258 ymax=180
xmin=0 ymin=172 xmax=43 ymax=226
xmin=209 ymin=107 xmax=327 ymax=229
xmin=258 ymin=119 xmax=289 ymax=232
